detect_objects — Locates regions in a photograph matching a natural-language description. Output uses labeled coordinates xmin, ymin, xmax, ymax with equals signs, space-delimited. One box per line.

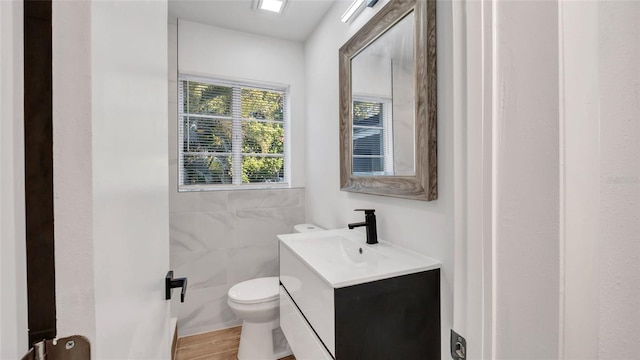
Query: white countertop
xmin=278 ymin=228 xmax=441 ymax=288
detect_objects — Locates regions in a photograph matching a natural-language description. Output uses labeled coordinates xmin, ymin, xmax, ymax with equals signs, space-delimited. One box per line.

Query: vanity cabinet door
xmin=280 ymin=244 xmax=335 ymax=355
xmin=280 ymin=286 xmax=333 ymax=360
xmin=333 ymin=270 xmax=441 ymax=360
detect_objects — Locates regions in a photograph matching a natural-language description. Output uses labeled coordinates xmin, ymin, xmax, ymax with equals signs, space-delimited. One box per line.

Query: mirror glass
xmin=351 ymin=12 xmax=415 ymax=176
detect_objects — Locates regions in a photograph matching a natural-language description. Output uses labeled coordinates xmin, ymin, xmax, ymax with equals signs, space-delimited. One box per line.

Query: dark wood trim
xmin=24 ymin=0 xmax=56 ymax=345
xmin=339 ymin=0 xmax=438 ymax=201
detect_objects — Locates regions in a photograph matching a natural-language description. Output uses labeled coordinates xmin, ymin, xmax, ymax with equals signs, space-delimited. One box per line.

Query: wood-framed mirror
xmin=339 ymin=0 xmax=437 ymax=201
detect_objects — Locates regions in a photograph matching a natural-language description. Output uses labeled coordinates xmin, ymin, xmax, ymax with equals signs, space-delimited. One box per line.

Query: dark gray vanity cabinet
xmin=333 ymin=269 xmax=441 ymax=359
xmin=280 ymin=261 xmax=440 ymax=360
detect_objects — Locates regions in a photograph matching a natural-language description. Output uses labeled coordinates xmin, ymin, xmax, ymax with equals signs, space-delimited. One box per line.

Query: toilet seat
xmin=228 ymin=276 xmax=279 ymax=305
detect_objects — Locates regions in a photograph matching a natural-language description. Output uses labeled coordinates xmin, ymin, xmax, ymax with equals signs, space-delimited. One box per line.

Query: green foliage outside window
xmin=353 ymin=101 xmax=382 ymax=124
xmin=180 ymin=80 xmax=286 ymax=186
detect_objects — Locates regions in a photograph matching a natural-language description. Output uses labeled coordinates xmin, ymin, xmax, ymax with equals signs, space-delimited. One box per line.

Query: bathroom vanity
xmin=278 ymin=229 xmax=441 ymax=360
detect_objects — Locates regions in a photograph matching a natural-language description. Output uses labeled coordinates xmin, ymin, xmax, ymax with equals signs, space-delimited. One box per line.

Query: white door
xmin=1 ymin=0 xmax=29 ymax=358
xmin=52 ymin=0 xmax=171 ymax=358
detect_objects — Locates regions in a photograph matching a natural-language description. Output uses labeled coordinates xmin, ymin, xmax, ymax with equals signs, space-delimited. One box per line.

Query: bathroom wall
xmin=168 ymin=21 xmax=306 ymax=336
xmin=563 ymin=1 xmax=640 ymax=358
xmin=304 ymin=0 xmax=456 ymax=354
xmin=176 ymin=20 xmax=306 ymax=188
xmin=595 ymin=4 xmax=640 ymax=354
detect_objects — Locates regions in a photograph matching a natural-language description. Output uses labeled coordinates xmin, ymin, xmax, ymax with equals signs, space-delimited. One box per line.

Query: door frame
xmin=452 ymin=0 xmax=495 ymax=358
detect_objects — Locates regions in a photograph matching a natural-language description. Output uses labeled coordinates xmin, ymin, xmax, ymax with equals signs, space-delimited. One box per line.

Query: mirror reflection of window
xmin=352 ymin=97 xmax=393 ymax=176
xmin=349 ymin=11 xmax=415 ymax=177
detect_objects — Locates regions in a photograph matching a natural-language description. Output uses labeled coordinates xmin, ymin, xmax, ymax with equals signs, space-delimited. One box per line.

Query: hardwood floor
xmin=176 ymin=326 xmax=296 ymax=360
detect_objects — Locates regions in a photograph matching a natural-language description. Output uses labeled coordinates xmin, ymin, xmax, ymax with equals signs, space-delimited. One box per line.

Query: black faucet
xmin=348 ymin=209 xmax=378 ymax=245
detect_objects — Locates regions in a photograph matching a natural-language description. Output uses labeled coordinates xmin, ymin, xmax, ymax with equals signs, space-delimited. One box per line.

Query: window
xmin=352 ymin=97 xmax=393 ymax=175
xmin=178 ymin=75 xmax=289 ymax=190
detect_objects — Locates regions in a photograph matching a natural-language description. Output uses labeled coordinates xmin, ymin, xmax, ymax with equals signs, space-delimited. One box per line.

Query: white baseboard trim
xmin=177 ymin=319 xmax=242 ymax=338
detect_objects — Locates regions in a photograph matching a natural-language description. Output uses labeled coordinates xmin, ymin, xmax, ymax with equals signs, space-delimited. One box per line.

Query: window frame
xmin=351 ymin=95 xmax=394 ymax=176
xmin=178 ymin=74 xmax=290 ymax=191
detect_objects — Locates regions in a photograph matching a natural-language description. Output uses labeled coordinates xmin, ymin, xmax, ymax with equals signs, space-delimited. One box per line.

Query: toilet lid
xmin=228 ymin=277 xmax=279 ymax=304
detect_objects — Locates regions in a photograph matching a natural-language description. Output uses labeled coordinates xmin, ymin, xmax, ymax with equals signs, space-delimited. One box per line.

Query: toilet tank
xmin=294 ymin=224 xmax=324 ymax=233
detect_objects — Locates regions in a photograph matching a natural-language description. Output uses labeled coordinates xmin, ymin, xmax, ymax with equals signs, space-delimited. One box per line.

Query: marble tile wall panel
xmin=226 ymin=245 xmax=279 ymax=285
xmin=169 ymin=188 xmax=306 ymax=336
xmin=171 ymin=250 xmax=227 ymax=290
xmin=169 ymin=189 xmax=228 ymax=213
xmin=228 ymin=188 xmax=304 ymax=210
xmin=169 ymin=211 xmax=235 ymax=252
xmin=234 ymin=207 xmax=304 ymax=247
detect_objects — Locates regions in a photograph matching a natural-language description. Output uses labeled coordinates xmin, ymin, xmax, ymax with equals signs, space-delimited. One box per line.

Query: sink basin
xmin=312 ymin=235 xmax=388 ymax=265
xmin=278 ymin=228 xmax=440 ymax=288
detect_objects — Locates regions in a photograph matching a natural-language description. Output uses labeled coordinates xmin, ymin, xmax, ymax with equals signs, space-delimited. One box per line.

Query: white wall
xmin=0 ymin=0 xmax=28 ymax=357
xmin=178 ymin=20 xmax=306 ymax=187
xmin=562 ymin=2 xmax=640 ymax=359
xmin=352 ymin=54 xmax=392 ymax=98
xmin=391 ymin=58 xmax=415 ymax=175
xmin=304 ymin=0 xmax=456 ymax=355
xmin=595 ymin=4 xmax=640 ymax=357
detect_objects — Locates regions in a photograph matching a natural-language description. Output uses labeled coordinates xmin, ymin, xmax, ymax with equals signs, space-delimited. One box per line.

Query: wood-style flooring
xmin=176 ymin=326 xmax=296 ymax=360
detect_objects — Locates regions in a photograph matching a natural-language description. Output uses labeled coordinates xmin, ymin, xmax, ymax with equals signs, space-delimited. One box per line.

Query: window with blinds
xmin=352 ymin=97 xmax=393 ymax=175
xmin=178 ymin=75 xmax=289 ymax=190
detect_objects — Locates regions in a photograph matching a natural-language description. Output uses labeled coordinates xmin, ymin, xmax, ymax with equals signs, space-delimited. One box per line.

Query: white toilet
xmin=227 ymin=223 xmax=323 ymax=360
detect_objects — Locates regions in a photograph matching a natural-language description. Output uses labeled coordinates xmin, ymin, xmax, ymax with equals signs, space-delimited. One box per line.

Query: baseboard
xmin=171 ymin=317 xmax=178 ymax=360
xmin=177 ymin=319 xmax=242 ymax=338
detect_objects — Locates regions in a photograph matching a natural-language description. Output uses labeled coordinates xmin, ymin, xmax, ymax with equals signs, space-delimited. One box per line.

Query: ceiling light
xmin=259 ymin=0 xmax=285 ymax=13
xmin=341 ymin=0 xmax=365 ymax=23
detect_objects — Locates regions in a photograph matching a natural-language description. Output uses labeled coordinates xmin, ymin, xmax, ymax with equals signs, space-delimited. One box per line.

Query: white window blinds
xmin=178 ymin=75 xmax=289 ymax=190
xmin=352 ymin=97 xmax=393 ymax=175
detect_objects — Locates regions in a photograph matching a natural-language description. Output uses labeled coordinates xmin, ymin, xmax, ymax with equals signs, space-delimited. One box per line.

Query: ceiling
xmin=168 ymin=0 xmax=338 ymax=42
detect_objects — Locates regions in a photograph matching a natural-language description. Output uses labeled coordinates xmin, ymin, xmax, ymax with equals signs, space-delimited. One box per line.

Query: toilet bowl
xmin=228 ymin=277 xmax=285 ymax=360
xmin=228 ymin=224 xmax=323 ymax=360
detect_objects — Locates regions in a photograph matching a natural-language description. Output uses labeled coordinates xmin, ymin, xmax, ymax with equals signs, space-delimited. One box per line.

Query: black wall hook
xmin=165 ymin=271 xmax=188 ymax=303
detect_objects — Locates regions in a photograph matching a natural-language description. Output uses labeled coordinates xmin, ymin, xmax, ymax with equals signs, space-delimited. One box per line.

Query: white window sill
xmin=178 ymin=183 xmax=291 ymax=192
